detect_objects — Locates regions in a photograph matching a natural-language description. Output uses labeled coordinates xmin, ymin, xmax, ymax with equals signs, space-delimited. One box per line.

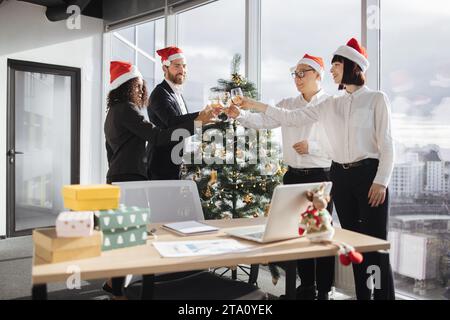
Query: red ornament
xmin=298 ymin=227 xmax=305 ymax=236
xmin=348 ymin=251 xmax=364 ymax=264
xmin=339 ymin=254 xmax=351 ymax=266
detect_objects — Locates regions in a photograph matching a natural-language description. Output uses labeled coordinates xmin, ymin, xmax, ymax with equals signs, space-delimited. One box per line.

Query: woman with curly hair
xmin=103 ymin=61 xmax=213 ymax=299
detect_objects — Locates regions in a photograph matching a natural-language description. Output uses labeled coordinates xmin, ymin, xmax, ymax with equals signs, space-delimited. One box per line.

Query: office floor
xmin=0 ymin=236 xmax=356 ymax=300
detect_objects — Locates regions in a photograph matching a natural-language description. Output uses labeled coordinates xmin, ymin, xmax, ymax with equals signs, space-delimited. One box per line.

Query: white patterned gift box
xmin=55 ymin=211 xmax=94 ymax=238
xmin=94 ymin=206 xmax=150 ymax=251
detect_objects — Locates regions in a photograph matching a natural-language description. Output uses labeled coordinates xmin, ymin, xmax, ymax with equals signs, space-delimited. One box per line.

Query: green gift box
xmin=102 ymin=225 xmax=148 ymax=251
xmin=94 ymin=206 xmax=150 ymax=230
xmin=94 ymin=206 xmax=150 ymax=251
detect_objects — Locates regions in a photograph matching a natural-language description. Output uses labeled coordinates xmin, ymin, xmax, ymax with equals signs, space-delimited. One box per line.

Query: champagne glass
xmin=219 ymin=91 xmax=231 ymax=122
xmin=208 ymin=92 xmax=222 ymax=121
xmin=231 ymin=88 xmax=244 ymax=106
xmin=219 ymin=91 xmax=231 ymax=107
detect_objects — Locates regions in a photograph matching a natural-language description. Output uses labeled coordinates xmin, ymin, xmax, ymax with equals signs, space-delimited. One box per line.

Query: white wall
xmin=0 ymin=0 xmax=104 ymax=236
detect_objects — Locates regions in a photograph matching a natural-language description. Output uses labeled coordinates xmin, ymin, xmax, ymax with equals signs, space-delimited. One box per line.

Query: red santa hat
xmin=110 ymin=61 xmax=142 ymax=91
xmin=291 ymin=53 xmax=325 ymax=79
xmin=333 ymin=38 xmax=370 ymax=72
xmin=157 ymin=46 xmax=186 ymax=67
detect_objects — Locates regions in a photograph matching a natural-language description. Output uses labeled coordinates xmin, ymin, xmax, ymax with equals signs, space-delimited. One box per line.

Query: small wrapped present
xmin=94 ymin=206 xmax=150 ymax=251
xmin=33 ymin=228 xmax=102 ymax=263
xmin=62 ymin=184 xmax=120 ymax=211
xmin=101 ymin=225 xmax=148 ymax=251
xmin=94 ymin=206 xmax=150 ymax=230
xmin=56 ymin=211 xmax=94 ymax=238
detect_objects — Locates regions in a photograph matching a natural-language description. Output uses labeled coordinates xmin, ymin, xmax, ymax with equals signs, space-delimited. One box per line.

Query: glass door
xmin=7 ymin=60 xmax=80 ymax=237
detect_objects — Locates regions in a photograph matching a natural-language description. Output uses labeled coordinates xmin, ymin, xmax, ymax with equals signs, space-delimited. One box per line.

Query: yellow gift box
xmin=62 ymin=184 xmax=120 ymax=211
xmin=33 ymin=228 xmax=102 ymax=263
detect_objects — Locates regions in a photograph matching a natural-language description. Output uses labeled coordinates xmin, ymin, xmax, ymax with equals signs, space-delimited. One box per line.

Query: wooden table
xmin=31 ymin=217 xmax=390 ymax=300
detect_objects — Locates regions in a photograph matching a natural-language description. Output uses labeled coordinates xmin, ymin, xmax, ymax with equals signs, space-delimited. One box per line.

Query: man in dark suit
xmin=147 ymin=46 xmax=198 ymax=180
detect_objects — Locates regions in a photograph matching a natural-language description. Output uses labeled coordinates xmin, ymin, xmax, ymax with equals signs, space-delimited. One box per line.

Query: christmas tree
xmin=182 ymin=54 xmax=285 ymax=220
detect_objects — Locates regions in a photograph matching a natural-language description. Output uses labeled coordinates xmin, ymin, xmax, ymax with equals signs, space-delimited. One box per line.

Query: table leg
xmin=32 ymin=284 xmax=47 ymax=300
xmin=112 ymin=277 xmax=124 ymax=296
xmin=376 ymin=250 xmax=396 ymax=300
xmin=248 ymin=264 xmax=259 ymax=285
xmin=284 ymin=261 xmax=297 ymax=300
xmin=141 ymin=274 xmax=155 ymax=300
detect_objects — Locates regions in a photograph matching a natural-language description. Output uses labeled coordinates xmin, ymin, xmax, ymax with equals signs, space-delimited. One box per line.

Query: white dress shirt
xmin=237 ymin=90 xmax=332 ymax=169
xmin=265 ymin=86 xmax=395 ymax=187
xmin=165 ymin=79 xmax=188 ymax=115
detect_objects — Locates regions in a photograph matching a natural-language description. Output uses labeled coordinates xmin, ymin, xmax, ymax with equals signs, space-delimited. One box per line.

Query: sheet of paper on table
xmin=153 ymin=239 xmax=254 ymax=258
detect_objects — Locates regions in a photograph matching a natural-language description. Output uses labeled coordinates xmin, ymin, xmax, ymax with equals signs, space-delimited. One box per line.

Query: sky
xmin=382 ymin=0 xmax=450 ymax=148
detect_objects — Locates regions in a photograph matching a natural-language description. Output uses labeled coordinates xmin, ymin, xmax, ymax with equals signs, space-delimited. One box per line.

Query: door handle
xmin=7 ymin=149 xmax=24 ymax=156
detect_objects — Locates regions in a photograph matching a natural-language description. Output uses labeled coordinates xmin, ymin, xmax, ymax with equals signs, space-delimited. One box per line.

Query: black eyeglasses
xmin=291 ymin=69 xmax=315 ymax=79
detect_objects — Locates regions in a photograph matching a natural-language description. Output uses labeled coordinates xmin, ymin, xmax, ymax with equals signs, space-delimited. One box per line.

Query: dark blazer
xmin=104 ymin=101 xmax=195 ymax=181
xmin=147 ymin=80 xmax=199 ymax=180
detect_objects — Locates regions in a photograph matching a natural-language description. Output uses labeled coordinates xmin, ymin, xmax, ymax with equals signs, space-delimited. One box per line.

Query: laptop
xmin=225 ymin=182 xmax=332 ymax=243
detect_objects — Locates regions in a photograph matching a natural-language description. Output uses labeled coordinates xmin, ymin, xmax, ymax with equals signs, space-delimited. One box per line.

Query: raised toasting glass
xmin=208 ymin=92 xmax=222 ymax=120
xmin=230 ymin=87 xmax=244 ymax=106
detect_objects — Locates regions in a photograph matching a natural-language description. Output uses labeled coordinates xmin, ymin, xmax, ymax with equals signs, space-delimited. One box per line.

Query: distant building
xmin=425 ymin=161 xmax=445 ymax=193
xmin=392 ymin=152 xmax=424 ymax=197
xmin=424 ymin=149 xmax=450 ymax=195
xmin=440 ymin=148 xmax=450 ymax=195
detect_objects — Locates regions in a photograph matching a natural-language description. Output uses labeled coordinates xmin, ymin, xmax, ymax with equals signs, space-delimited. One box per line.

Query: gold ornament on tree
xmin=231 ymin=73 xmax=246 ymax=86
xmin=194 ymin=168 xmax=202 ymax=181
xmin=204 ymin=186 xmax=212 ymax=198
xmin=264 ymin=204 xmax=271 ymax=217
xmin=208 ymin=169 xmax=218 ymax=186
xmin=243 ymin=194 xmax=254 ymax=205
xmin=277 ymin=164 xmax=287 ymax=176
xmin=231 ymin=54 xmax=246 ymax=87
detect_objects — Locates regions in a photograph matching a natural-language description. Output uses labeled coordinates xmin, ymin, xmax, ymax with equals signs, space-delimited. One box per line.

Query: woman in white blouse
xmin=235 ymin=38 xmax=395 ymax=300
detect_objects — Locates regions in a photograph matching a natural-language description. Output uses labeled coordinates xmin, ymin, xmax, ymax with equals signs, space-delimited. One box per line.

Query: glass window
xmin=111 ymin=18 xmax=165 ymax=90
xmin=138 ymin=52 xmax=155 ymax=89
xmin=155 ymin=18 xmax=165 ymax=50
xmin=261 ymin=0 xmax=361 ymax=229
xmin=261 ymin=0 xmax=360 ymax=104
xmin=177 ymin=0 xmax=246 ymax=112
xmin=111 ymin=36 xmax=135 ymax=64
xmin=155 ymin=18 xmax=166 ymax=85
xmin=382 ymin=0 xmax=450 ymax=300
xmin=116 ymin=27 xmax=135 ymax=44
xmin=138 ymin=22 xmax=155 ymax=58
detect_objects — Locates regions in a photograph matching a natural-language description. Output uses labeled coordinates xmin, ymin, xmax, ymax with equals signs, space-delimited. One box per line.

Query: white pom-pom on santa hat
xmin=291 ymin=53 xmax=325 ymax=79
xmin=157 ymin=46 xmax=186 ymax=67
xmin=333 ymin=38 xmax=370 ymax=72
xmin=110 ymin=61 xmax=142 ymax=91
